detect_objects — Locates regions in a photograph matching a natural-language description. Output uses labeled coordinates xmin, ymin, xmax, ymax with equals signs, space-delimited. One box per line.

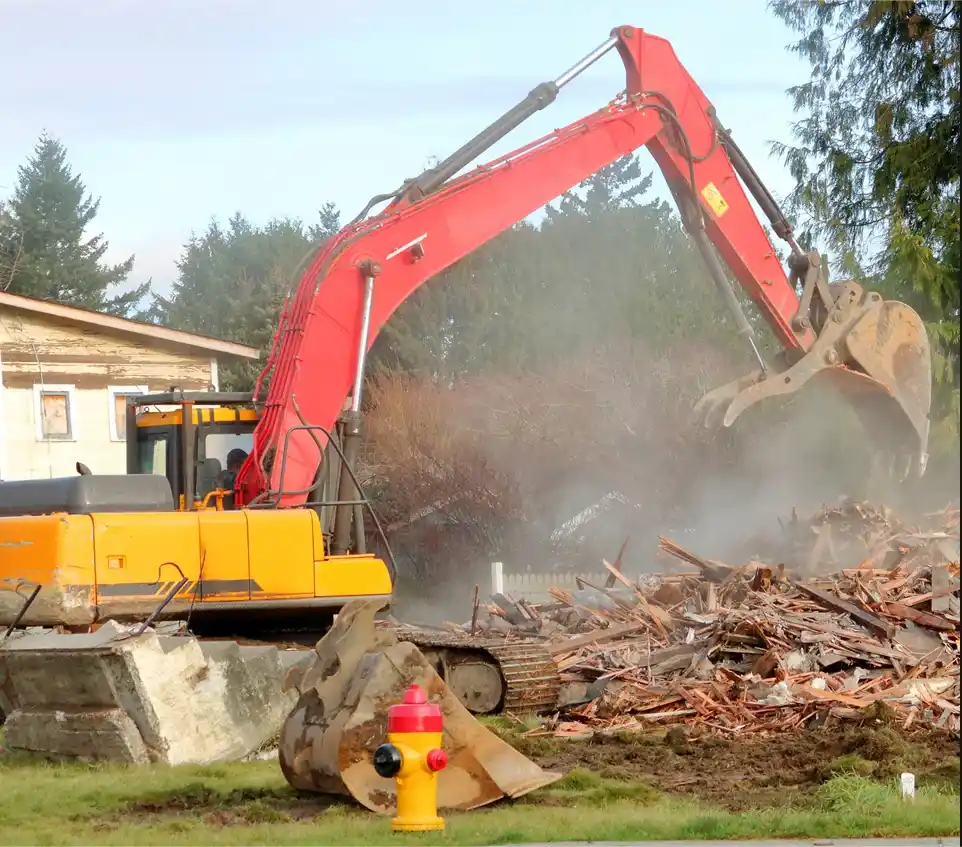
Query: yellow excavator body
xmin=0 ymin=391 xmax=393 ymax=631
xmin=0 ymin=508 xmax=392 ymax=629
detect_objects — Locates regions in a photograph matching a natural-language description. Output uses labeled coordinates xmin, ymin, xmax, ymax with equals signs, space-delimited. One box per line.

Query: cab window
xmin=204 ymin=432 xmax=254 ymax=468
xmin=137 ymin=436 xmax=168 ymax=478
xmin=196 ymin=430 xmax=254 ymax=499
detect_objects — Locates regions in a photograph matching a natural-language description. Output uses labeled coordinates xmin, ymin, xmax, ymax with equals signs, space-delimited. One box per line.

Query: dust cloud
xmin=377 ymin=357 xmax=957 ymax=628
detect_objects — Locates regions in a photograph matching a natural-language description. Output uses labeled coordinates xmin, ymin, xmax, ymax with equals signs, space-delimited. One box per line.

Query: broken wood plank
xmin=902 ymin=569 xmax=959 ymax=612
xmin=633 ymin=591 xmax=673 ymax=637
xmin=704 ymin=581 xmax=718 ymax=613
xmin=603 ymin=556 xmax=634 ymax=591
xmin=881 ymin=602 xmax=958 ymax=632
xmin=470 ymin=584 xmax=480 ymax=636
xmin=751 ymin=566 xmax=773 ymax=592
xmin=491 ymin=593 xmax=531 ymax=627
xmin=840 ymin=638 xmax=919 ymax=664
xmin=802 ymin=686 xmax=871 ymax=708
xmin=603 ymin=537 xmax=630 ymax=589
xmin=878 ymin=569 xmax=921 ymax=593
xmin=935 ymin=698 xmax=960 ymax=715
xmin=636 ymin=709 xmax=698 ymax=720
xmin=658 ymin=537 xmax=735 ymax=583
xmin=649 ymin=646 xmax=701 ymax=675
xmin=547 ymin=621 xmax=650 ymax=656
xmin=796 ymin=583 xmax=895 ymax=638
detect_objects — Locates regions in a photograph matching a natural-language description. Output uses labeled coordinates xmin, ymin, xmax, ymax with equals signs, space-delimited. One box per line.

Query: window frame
xmin=33 ymin=384 xmax=77 ymax=442
xmin=107 ymin=385 xmax=148 ymax=442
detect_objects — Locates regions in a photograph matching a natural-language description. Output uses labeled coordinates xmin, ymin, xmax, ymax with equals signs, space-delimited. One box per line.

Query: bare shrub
xmin=364 ymin=340 xmax=741 ymax=592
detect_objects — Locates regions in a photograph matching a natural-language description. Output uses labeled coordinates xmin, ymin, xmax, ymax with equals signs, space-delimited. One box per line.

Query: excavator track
xmin=185 ymin=624 xmax=563 ymax=716
xmin=397 ymin=629 xmax=562 ymax=715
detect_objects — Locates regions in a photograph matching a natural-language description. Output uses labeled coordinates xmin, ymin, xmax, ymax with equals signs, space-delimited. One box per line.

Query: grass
xmin=0 ymin=751 xmax=958 ymax=846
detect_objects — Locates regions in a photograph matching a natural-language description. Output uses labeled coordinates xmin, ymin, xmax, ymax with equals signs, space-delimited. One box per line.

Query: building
xmin=0 ymin=291 xmax=259 ymax=480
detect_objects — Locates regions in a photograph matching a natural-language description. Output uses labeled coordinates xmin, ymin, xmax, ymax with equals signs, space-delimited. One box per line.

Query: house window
xmin=33 ymin=385 xmax=76 ymax=441
xmin=108 ymin=386 xmax=148 ymax=441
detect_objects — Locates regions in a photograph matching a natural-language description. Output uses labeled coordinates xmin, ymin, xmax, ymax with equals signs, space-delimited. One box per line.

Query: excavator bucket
xmin=278 ymin=598 xmax=563 ymax=813
xmin=695 ymin=285 xmax=933 ymax=475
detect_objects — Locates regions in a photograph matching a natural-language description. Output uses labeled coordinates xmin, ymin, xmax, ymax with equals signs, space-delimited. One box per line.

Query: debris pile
xmin=739 ymin=499 xmax=958 ymax=579
xmin=431 ymin=502 xmax=960 ymax=736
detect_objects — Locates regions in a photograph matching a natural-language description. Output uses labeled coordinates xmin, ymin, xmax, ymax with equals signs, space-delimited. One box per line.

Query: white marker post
xmin=490 ymin=562 xmax=504 ymax=596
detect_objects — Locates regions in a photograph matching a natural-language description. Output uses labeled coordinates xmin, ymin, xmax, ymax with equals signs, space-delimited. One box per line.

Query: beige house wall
xmin=0 ymin=301 xmax=255 ymax=480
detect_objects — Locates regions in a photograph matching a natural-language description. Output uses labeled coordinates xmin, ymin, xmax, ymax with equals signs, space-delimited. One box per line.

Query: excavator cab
xmin=125 ymin=390 xmax=259 ymax=511
xmin=126 ymin=390 xmax=371 ymax=557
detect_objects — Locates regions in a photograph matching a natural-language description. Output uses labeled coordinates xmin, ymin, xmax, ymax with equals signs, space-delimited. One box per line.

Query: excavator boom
xmin=237 ymin=26 xmax=932 ymax=517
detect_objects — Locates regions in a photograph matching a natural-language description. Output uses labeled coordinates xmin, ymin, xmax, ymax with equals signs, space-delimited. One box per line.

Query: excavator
xmin=0 ymin=24 xmax=933 ymax=802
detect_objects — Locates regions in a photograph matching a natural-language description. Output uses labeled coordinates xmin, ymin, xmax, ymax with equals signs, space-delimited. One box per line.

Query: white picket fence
xmin=490 ymin=562 xmax=609 ymax=604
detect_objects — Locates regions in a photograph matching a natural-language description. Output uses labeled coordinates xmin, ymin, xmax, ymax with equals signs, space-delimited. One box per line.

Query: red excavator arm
xmin=236 ymin=26 xmax=932 ymax=532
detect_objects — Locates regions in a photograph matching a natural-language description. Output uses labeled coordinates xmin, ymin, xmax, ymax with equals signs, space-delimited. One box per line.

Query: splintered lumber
xmin=658 ymin=537 xmax=734 ymax=582
xmin=602 ymin=556 xmax=633 ymax=590
xmin=633 ymin=591 xmax=673 ymax=636
xmin=801 ymin=685 xmax=872 ymax=708
xmin=470 ymin=584 xmax=480 ymax=635
xmin=795 ymin=583 xmax=895 ymax=638
xmin=414 ymin=498 xmax=959 ymax=736
xmin=881 ymin=602 xmax=957 ymax=632
xmin=547 ymin=621 xmax=650 ymax=656
xmin=603 ymin=538 xmax=630 ymax=589
xmin=491 ymin=593 xmax=530 ymax=626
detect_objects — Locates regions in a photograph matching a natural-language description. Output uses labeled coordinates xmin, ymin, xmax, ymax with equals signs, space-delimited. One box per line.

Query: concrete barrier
xmin=0 ymin=621 xmax=312 ymax=764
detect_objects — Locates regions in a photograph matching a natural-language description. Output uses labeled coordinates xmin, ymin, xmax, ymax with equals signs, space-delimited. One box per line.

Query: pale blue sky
xmin=3 ymin=0 xmax=809 ymax=295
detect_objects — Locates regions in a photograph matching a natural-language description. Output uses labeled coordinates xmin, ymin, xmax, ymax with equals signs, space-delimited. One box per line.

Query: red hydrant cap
xmin=426 ymin=748 xmax=448 ymax=772
xmin=403 ymin=685 xmax=427 ymax=705
xmin=387 ymin=684 xmax=443 ymax=733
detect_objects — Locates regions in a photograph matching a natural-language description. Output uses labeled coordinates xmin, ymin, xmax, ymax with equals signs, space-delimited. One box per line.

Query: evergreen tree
xmin=0 ymin=201 xmax=19 ymax=292
xmin=0 ymin=133 xmax=146 ymax=315
xmin=769 ymin=0 xmax=960 ymax=447
xmin=546 ymin=154 xmax=654 ymax=220
xmin=150 ymin=209 xmax=338 ymax=391
xmin=311 ymin=201 xmax=342 ymax=243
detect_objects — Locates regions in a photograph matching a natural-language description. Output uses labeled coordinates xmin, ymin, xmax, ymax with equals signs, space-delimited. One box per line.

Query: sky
xmin=2 ymin=0 xmax=811 ymax=297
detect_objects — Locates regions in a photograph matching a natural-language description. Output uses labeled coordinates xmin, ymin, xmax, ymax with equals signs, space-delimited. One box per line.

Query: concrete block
xmin=0 ymin=621 xmax=313 ymax=764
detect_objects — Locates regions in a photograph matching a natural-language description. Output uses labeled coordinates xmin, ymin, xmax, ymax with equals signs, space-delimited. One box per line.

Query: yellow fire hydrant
xmin=372 ymin=683 xmax=448 ymax=832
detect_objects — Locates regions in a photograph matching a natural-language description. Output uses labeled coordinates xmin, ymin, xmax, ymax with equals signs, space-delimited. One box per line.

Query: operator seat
xmin=196 ymin=457 xmax=223 ymax=500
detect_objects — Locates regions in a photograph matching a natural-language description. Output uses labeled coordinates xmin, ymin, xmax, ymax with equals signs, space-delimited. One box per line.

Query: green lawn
xmin=0 ymin=750 xmax=958 ymax=846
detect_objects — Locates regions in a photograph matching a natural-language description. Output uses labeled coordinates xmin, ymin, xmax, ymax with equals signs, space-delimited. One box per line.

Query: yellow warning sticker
xmin=701 ymin=182 xmax=729 ymax=218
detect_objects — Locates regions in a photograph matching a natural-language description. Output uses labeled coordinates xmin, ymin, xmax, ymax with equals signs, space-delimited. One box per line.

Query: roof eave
xmin=0 ymin=292 xmax=260 ymax=360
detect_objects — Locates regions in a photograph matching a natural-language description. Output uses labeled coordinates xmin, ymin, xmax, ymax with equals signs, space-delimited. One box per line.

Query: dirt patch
xmin=119 ymin=783 xmax=344 ymax=827
xmin=520 ymin=723 xmax=960 ymax=811
xmin=98 ymin=724 xmax=958 ymax=827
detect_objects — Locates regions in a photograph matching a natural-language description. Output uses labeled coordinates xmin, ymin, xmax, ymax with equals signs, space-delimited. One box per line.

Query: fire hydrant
xmin=372 ymin=683 xmax=448 ymax=832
